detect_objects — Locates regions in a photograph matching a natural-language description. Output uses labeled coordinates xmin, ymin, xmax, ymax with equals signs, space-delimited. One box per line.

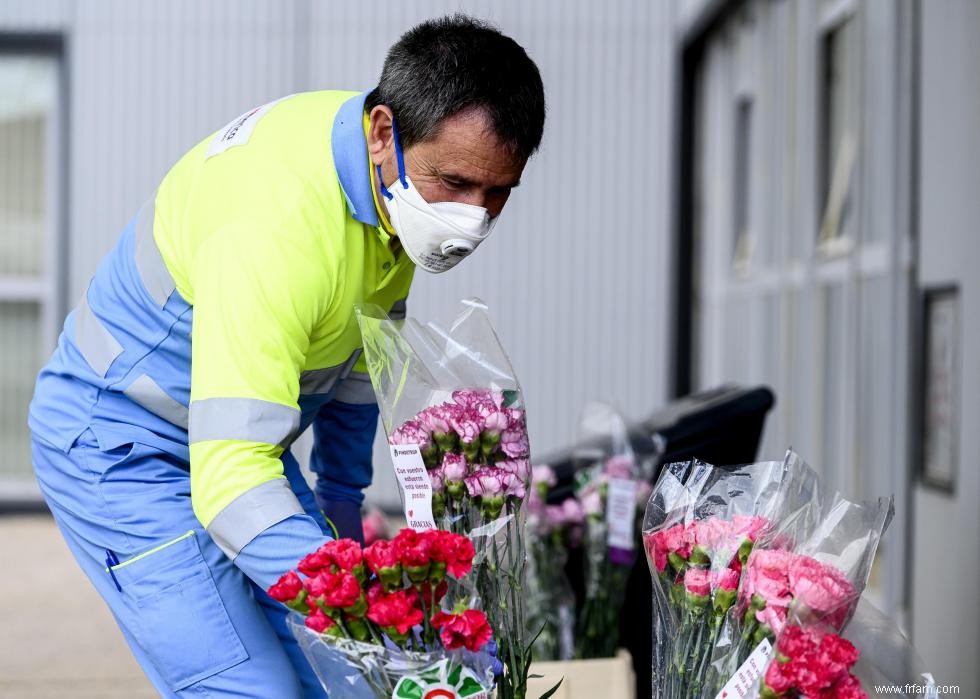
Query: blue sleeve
xmin=234 ymin=514 xmax=331 ymax=591
xmin=309 ymin=399 xmax=380 ymax=506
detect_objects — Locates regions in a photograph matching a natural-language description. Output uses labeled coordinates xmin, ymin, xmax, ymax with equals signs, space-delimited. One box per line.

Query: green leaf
xmin=448 ymin=664 xmax=462 ymax=685
xmin=458 ymin=677 xmax=487 ymax=696
xmin=393 ymin=678 xmax=424 ymax=699
xmin=538 ymin=678 xmax=564 ymax=699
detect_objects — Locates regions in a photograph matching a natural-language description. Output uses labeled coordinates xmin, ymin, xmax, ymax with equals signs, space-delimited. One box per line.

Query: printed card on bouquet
xmin=714 ymin=639 xmax=773 ymax=699
xmin=606 ymin=478 xmax=638 ymax=550
xmin=389 ymin=444 xmax=436 ymax=530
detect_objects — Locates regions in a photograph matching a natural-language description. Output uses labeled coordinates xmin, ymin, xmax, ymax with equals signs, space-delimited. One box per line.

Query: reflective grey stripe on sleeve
xmin=74 ymin=293 xmax=123 ymax=377
xmin=299 ymin=350 xmax=362 ymax=396
xmin=299 ymin=364 xmax=346 ymax=396
xmin=388 ymin=298 xmax=407 ymax=320
xmin=333 ymin=371 xmax=377 ymax=405
xmin=206 ymin=479 xmax=304 ymax=559
xmin=124 ymin=374 xmax=189 ymax=430
xmin=189 ymin=397 xmax=300 ymax=447
xmin=133 ymin=196 xmax=177 ymax=308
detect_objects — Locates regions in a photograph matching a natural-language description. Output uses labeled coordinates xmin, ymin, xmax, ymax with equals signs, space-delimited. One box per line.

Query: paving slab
xmin=0 ymin=514 xmax=156 ymax=698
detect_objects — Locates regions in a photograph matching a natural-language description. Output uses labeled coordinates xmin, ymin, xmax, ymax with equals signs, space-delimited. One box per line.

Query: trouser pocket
xmin=107 ymin=530 xmax=249 ymax=691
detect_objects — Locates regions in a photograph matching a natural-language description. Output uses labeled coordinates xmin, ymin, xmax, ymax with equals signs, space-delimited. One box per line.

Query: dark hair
xmin=365 ymin=14 xmax=545 ymax=159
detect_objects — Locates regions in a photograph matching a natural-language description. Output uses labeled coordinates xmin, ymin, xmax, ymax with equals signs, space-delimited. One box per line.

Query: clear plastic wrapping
xmin=525 ymin=463 xmax=582 ymax=661
xmin=642 ymin=453 xmax=811 ymax=699
xmin=572 ymin=403 xmax=654 ymax=659
xmin=357 ymin=299 xmax=535 ymax=699
xmin=290 ymin=614 xmax=496 ymax=699
xmin=706 ymin=455 xmax=894 ymax=696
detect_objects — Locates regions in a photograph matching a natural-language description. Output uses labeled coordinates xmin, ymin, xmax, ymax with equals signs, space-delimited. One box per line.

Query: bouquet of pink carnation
xmin=268 ymin=530 xmax=496 ymax=699
xmin=705 ymin=468 xmax=893 ymax=697
xmin=641 ymin=452 xmax=821 ymax=699
xmin=525 ymin=464 xmax=583 ymax=661
xmin=567 ymin=403 xmax=655 ymax=659
xmin=357 ymin=299 xmax=545 ymax=699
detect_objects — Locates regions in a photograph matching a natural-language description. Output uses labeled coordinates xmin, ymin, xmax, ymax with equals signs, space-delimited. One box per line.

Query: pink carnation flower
xmin=787 ymin=556 xmax=856 ymax=629
xmin=531 ymin=464 xmax=557 ymax=488
xmin=683 ymin=568 xmax=711 ymax=597
xmin=452 ymin=389 xmax=503 ymax=410
xmin=441 ymin=452 xmax=468 ymax=482
xmin=604 ymin=455 xmax=634 ymax=479
xmin=416 ymin=406 xmax=452 ymax=435
xmin=450 ymin=409 xmax=482 ymax=445
xmin=428 ymin=467 xmax=445 ymax=493
xmin=580 ymin=487 xmax=603 ymax=516
xmin=481 ymin=408 xmax=510 ymax=433
xmin=498 ymin=470 xmax=527 ymax=499
xmin=561 ymin=497 xmax=585 ymax=525
xmin=464 ymin=468 xmax=506 ymax=498
xmin=389 ymin=420 xmax=432 ymax=448
xmin=498 ymin=458 xmax=531 ymax=482
xmin=713 ymin=567 xmax=740 ymax=592
xmin=500 ymin=427 xmax=530 ymax=458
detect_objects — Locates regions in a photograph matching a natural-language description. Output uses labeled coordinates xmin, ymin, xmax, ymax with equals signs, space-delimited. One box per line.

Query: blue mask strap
xmin=392 ymin=118 xmax=408 ymax=188
xmin=377 ymin=115 xmax=408 ymax=201
xmin=377 ymin=164 xmax=393 ymax=201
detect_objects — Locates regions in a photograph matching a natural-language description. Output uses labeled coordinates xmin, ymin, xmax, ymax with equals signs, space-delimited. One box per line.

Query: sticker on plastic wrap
xmin=389 ymin=444 xmax=436 ymax=530
xmin=713 ymin=638 xmax=773 ymax=699
xmin=205 ymin=96 xmax=290 ymax=159
xmin=392 ymin=659 xmax=491 ymax=698
xmin=606 ymin=477 xmax=638 ymax=550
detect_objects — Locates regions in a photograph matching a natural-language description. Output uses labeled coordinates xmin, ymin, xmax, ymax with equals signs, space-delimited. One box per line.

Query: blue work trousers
xmin=31 ymin=428 xmax=327 ymax=698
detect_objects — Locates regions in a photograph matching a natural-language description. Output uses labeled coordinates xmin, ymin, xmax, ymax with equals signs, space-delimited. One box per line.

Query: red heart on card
xmin=408 ymin=510 xmax=414 ymax=518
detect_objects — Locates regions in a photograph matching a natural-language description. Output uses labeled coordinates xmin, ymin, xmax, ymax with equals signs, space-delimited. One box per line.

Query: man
xmin=28 ymin=14 xmax=544 ymax=697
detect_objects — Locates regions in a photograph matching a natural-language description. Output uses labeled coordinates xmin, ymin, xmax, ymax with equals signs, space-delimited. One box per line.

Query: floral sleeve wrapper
xmin=573 ymin=403 xmax=656 ymax=659
xmin=705 ymin=452 xmax=894 ymax=697
xmin=356 ymin=299 xmax=535 ymax=699
xmin=750 ymin=597 xmax=936 ymax=699
xmin=641 ymin=451 xmax=824 ymax=699
xmin=289 ymin=614 xmax=496 ymax=699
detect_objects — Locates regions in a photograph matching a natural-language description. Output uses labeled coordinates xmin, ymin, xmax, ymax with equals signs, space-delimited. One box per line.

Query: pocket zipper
xmin=105 ymin=530 xmax=196 ymax=573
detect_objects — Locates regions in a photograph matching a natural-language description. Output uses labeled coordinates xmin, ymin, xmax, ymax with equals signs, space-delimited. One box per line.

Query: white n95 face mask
xmin=381 ymin=173 xmax=496 ymax=273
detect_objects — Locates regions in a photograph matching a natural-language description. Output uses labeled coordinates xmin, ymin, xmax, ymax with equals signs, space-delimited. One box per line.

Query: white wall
xmin=911 ymin=0 xmax=980 ymax=687
xmin=0 ymin=1 xmax=676 ymax=506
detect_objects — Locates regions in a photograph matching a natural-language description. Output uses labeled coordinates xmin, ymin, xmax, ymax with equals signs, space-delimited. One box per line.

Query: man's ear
xmin=367 ymin=105 xmax=394 ymax=166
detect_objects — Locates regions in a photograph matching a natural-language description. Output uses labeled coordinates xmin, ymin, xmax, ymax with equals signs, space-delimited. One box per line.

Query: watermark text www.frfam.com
xmin=874 ymin=685 xmax=959 ymax=695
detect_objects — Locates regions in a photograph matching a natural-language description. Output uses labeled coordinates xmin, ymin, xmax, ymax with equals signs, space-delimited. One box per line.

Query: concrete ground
xmin=0 ymin=514 xmax=156 ymax=698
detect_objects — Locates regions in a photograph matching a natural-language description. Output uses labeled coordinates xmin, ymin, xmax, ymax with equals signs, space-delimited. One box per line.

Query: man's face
xmin=368 ymin=106 xmax=527 ymax=219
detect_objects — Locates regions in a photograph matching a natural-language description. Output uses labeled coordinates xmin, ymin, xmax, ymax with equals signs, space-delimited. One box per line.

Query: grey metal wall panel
xmin=1 ymin=1 xmax=675 ymax=506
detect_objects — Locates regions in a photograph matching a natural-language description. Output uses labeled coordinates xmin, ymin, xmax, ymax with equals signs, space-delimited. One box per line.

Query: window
xmin=733 ymin=97 xmax=753 ymax=272
xmin=0 ymin=48 xmax=62 ymax=498
xmin=817 ymin=17 xmax=857 ymax=252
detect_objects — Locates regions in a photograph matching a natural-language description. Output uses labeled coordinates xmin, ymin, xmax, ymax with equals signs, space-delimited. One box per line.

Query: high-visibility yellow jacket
xmin=30 ymin=90 xmax=413 ymax=575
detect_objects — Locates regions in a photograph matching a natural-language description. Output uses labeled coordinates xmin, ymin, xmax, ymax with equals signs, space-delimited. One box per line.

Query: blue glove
xmin=486 ymin=639 xmax=504 ymax=677
xmin=316 ymin=495 xmax=364 ymax=544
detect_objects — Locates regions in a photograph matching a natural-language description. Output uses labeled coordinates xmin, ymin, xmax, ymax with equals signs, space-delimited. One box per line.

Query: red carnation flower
xmin=305 ymin=570 xmax=364 ymax=613
xmin=305 ymin=607 xmax=337 ymax=634
xmin=268 ymin=570 xmax=304 ymax=603
xmin=393 ymin=528 xmax=433 ymax=582
xmin=427 ymin=531 xmax=476 ymax=580
xmin=366 ymin=586 xmax=424 ymax=636
xmin=364 ymin=539 xmax=399 ymax=571
xmin=322 ymin=539 xmax=364 ymax=573
xmin=298 ymin=547 xmax=333 ymax=576
xmin=430 ymin=609 xmax=493 ymax=652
